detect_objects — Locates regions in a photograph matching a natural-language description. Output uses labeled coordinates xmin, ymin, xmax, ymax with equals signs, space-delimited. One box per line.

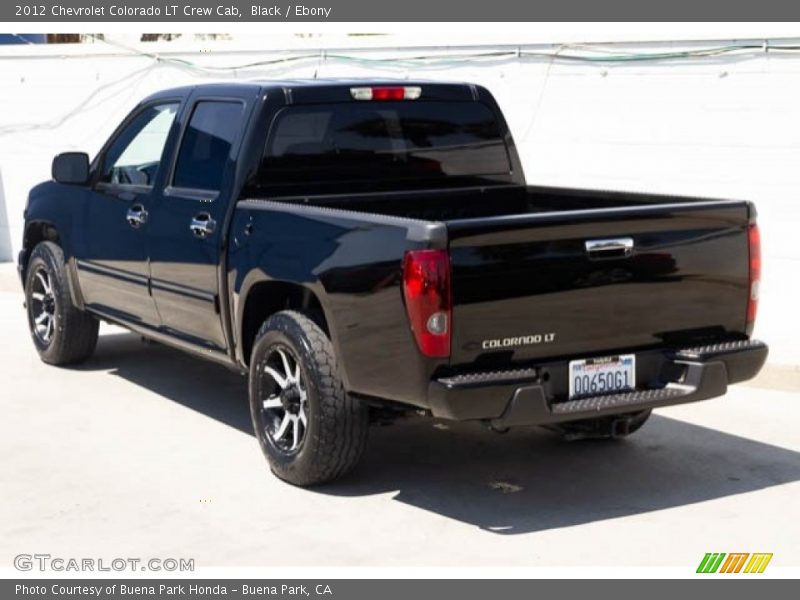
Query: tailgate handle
xmin=585 ymin=237 xmax=634 ymax=260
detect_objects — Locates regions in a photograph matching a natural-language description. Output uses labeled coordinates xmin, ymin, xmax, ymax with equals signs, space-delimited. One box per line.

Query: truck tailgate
xmin=446 ymin=200 xmax=751 ymax=367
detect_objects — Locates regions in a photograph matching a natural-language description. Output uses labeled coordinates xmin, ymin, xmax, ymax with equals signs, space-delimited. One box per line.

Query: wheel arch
xmin=22 ymin=223 xmax=84 ymax=310
xmin=237 ymin=278 xmax=332 ymax=369
xmin=21 ymin=221 xmax=61 ymax=281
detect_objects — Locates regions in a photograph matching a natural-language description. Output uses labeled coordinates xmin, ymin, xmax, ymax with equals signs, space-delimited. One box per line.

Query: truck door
xmin=147 ymin=95 xmax=251 ymax=351
xmin=76 ymin=101 xmax=180 ymax=327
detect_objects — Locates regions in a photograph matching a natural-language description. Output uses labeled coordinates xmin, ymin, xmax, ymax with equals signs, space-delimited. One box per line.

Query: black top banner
xmin=4 ymin=0 xmax=800 ymax=22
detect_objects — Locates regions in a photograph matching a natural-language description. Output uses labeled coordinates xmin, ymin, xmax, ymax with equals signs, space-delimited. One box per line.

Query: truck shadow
xmin=333 ymin=416 xmax=800 ymax=535
xmin=85 ymin=331 xmax=800 ymax=535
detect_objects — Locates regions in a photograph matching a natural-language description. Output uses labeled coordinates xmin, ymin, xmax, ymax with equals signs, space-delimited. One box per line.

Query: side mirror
xmin=52 ymin=152 xmax=90 ymax=185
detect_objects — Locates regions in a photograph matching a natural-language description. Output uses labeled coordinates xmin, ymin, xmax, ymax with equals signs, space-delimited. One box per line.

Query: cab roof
xmin=141 ymin=78 xmax=482 ymax=105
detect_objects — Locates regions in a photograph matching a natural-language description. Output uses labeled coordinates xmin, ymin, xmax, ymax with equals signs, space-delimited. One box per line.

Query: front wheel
xmin=248 ymin=310 xmax=369 ymax=486
xmin=25 ymin=241 xmax=98 ymax=365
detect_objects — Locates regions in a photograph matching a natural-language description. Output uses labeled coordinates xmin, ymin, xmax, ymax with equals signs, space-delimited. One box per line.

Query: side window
xmin=173 ymin=101 xmax=245 ymax=191
xmin=100 ymin=102 xmax=179 ymax=186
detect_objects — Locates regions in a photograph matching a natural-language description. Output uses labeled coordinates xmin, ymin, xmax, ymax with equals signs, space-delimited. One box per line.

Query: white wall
xmin=0 ymin=167 xmax=10 ymax=262
xmin=1 ymin=35 xmax=798 ymax=361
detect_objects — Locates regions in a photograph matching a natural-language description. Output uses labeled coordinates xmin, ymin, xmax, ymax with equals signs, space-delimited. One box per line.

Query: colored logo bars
xmin=697 ymin=553 xmax=773 ymax=574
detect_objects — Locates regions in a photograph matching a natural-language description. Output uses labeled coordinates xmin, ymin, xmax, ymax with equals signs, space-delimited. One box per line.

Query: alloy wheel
xmin=259 ymin=345 xmax=308 ymax=453
xmin=30 ymin=267 xmax=56 ymax=345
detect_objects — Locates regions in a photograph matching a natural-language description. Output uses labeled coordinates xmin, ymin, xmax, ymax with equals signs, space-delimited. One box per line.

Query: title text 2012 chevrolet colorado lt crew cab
xmin=19 ymin=80 xmax=768 ymax=485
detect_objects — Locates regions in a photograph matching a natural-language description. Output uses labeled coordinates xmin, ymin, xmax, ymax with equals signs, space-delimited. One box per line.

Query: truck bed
xmin=260 ymin=183 xmax=713 ymax=221
xmin=251 ymin=183 xmax=752 ymax=375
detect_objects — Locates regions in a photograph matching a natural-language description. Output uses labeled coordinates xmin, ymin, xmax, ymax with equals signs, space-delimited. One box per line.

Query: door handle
xmin=585 ymin=237 xmax=634 ymax=260
xmin=126 ymin=204 xmax=148 ymax=228
xmin=190 ymin=213 xmax=217 ymax=238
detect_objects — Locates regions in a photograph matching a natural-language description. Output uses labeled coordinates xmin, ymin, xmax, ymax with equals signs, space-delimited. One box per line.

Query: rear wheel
xmin=25 ymin=242 xmax=98 ymax=365
xmin=546 ymin=409 xmax=652 ymax=441
xmin=248 ymin=310 xmax=368 ymax=486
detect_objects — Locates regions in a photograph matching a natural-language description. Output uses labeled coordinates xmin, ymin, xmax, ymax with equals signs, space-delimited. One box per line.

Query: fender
xmin=232 ymin=269 xmax=346 ymax=385
xmin=22 ymin=179 xmax=88 ymax=308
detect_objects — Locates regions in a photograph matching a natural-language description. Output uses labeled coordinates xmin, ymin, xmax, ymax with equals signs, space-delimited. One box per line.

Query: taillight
xmin=747 ymin=223 xmax=761 ymax=328
xmin=350 ymin=86 xmax=422 ymax=101
xmin=402 ymin=249 xmax=451 ymax=358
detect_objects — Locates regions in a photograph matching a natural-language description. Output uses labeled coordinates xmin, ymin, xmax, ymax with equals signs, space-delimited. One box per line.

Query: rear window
xmin=252 ymin=101 xmax=512 ymax=194
xmin=173 ymin=101 xmax=245 ymax=191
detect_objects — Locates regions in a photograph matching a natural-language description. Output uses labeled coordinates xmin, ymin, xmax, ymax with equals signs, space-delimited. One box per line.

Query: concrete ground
xmin=1 ymin=263 xmax=798 ymax=568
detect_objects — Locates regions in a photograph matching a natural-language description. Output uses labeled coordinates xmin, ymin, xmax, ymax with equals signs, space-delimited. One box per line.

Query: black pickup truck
xmin=19 ymin=80 xmax=767 ymax=485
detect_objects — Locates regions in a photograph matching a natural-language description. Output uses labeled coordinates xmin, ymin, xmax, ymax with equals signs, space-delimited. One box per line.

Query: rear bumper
xmin=428 ymin=339 xmax=768 ymax=428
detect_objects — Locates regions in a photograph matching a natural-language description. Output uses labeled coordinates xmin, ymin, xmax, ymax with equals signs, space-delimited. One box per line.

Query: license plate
xmin=568 ymin=354 xmax=635 ymax=399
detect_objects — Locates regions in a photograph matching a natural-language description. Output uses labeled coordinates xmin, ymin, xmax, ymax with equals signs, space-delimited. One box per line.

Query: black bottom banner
xmin=3 ymin=579 xmax=793 ymax=600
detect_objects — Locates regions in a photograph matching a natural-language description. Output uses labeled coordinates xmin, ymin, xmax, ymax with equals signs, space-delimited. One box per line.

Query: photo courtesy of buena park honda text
xmin=0 ymin=0 xmax=798 ymax=597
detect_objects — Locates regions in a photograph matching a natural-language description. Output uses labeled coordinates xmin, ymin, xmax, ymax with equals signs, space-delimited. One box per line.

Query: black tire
xmin=248 ymin=310 xmax=369 ymax=486
xmin=25 ymin=241 xmax=99 ymax=366
xmin=546 ymin=409 xmax=652 ymax=441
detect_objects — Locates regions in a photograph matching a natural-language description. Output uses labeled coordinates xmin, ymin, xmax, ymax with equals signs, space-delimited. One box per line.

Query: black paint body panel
xmin=446 ymin=197 xmax=751 ymax=368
